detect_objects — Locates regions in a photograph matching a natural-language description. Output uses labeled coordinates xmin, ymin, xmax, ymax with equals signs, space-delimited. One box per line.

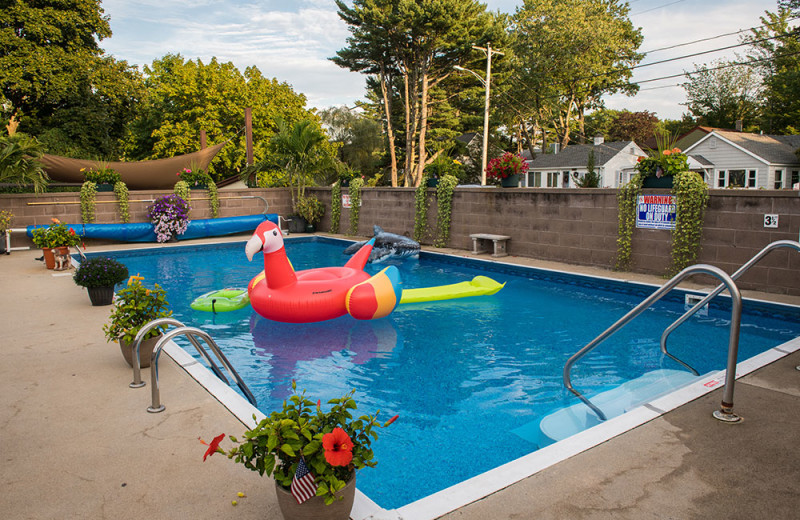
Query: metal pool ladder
xmin=128 ymin=318 xmax=257 ymax=413
xmin=563 ymin=264 xmax=743 ymax=423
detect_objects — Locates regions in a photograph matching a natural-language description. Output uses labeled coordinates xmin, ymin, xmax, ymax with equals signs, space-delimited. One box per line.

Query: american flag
xmin=291 ymin=458 xmax=317 ymax=504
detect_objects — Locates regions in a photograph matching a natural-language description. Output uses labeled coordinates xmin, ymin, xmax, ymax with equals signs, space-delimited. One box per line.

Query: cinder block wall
xmin=3 ymin=187 xmax=798 ymax=295
xmin=0 ymin=188 xmax=292 ymax=248
xmin=312 ymin=187 xmax=800 ymax=296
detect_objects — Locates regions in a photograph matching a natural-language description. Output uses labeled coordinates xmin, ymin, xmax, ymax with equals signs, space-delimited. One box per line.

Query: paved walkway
xmin=1 ymin=237 xmax=798 ymax=519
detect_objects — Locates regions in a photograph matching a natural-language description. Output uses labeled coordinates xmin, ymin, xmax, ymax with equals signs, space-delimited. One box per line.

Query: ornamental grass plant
xmin=201 ymin=384 xmax=398 ymax=506
xmin=73 ymin=256 xmax=129 ymax=289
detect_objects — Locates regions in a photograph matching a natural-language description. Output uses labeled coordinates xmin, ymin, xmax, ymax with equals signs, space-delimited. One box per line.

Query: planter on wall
xmin=642 ymin=175 xmax=674 ymax=188
xmin=500 ymin=174 xmax=520 ymax=188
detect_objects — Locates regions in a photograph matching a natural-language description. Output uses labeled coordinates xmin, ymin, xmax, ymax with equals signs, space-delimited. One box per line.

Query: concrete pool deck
xmin=1 ymin=234 xmax=798 ymax=519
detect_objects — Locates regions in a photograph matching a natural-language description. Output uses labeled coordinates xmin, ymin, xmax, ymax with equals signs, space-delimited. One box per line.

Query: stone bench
xmin=470 ymin=233 xmax=511 ymax=258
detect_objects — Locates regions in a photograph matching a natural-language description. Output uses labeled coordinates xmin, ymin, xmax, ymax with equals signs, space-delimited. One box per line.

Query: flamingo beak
xmin=245 ymin=233 xmax=263 ymax=261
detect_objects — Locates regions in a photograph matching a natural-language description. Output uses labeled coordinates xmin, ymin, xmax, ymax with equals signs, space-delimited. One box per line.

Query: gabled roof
xmin=525 ymin=141 xmax=637 ymax=169
xmin=691 ymin=130 xmax=800 ymax=165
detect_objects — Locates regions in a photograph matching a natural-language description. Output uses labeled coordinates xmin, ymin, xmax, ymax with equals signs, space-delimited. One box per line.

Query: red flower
xmin=69 ymin=228 xmax=75 ymax=236
xmin=200 ymin=433 xmax=225 ymax=461
xmin=322 ymin=427 xmax=353 ymax=466
xmin=384 ymin=414 xmax=399 ymax=427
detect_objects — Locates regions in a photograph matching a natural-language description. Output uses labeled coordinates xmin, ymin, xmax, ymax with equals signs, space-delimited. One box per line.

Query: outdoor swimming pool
xmin=95 ymin=238 xmax=800 ymax=511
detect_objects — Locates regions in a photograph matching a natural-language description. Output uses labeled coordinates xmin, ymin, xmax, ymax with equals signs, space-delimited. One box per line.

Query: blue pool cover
xmin=27 ymin=214 xmax=278 ymax=242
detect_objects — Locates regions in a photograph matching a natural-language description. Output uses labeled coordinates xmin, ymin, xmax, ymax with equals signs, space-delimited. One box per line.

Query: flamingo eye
xmin=272 ymin=230 xmax=278 ymax=236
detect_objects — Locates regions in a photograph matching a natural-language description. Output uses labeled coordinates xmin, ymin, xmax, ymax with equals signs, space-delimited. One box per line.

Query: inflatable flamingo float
xmin=245 ymin=220 xmax=402 ymax=323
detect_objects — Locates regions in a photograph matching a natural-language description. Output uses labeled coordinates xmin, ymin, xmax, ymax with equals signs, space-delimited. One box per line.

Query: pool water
xmin=97 ymin=238 xmax=800 ymax=509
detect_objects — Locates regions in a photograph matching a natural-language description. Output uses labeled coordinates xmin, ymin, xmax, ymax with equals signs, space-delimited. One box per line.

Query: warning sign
xmin=636 ymin=195 xmax=676 ymax=230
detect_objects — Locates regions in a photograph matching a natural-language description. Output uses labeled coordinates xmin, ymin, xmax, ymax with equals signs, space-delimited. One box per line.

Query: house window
xmin=562 ymin=171 xmax=570 ymax=188
xmin=747 ymin=170 xmax=757 ymax=188
xmin=717 ymin=170 xmax=726 ymax=188
xmin=729 ymin=170 xmax=745 ymax=187
xmin=791 ymin=170 xmax=799 ymax=189
xmin=547 ymin=172 xmax=559 ymax=187
xmin=528 ymin=171 xmax=541 ymax=187
xmin=774 ymin=170 xmax=783 ymax=189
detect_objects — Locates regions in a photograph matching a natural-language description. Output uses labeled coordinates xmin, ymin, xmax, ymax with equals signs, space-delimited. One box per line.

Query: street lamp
xmin=455 ymin=43 xmax=503 ymax=186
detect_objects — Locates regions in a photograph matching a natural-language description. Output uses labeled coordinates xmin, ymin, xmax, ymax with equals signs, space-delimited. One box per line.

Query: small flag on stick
xmin=291 ymin=458 xmax=317 ymax=504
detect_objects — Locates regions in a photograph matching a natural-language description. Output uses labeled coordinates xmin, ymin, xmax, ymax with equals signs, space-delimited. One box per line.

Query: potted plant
xmin=82 ymin=166 xmax=121 ymax=191
xmin=0 ymin=209 xmax=12 ymax=254
xmin=201 ymin=383 xmax=398 ymax=519
xmin=635 ymin=148 xmax=689 ymax=188
xmin=73 ymin=256 xmax=129 ymax=306
xmin=177 ymin=167 xmax=213 ymax=189
xmin=103 ymin=275 xmax=172 ymax=368
xmin=147 ymin=194 xmax=190 ymax=243
xmin=31 ymin=218 xmax=82 ymax=269
xmin=295 ymin=195 xmax=325 ymax=232
xmin=485 ymin=152 xmax=529 ymax=187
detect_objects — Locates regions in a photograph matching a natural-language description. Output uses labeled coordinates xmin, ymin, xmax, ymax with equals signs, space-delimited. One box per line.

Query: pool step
xmin=512 ymin=369 xmax=703 ymax=446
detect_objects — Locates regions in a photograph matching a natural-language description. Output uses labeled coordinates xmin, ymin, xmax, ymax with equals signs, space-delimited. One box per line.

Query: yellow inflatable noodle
xmin=399 ymin=275 xmax=505 ymax=304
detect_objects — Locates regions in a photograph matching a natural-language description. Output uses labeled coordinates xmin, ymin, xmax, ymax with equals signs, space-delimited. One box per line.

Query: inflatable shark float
xmin=343 ymin=225 xmax=420 ymax=263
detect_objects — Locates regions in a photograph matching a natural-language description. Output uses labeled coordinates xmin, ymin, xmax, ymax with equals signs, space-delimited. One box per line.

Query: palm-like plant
xmin=270 ymin=119 xmax=329 ymax=211
xmin=0 ymin=133 xmax=49 ymax=192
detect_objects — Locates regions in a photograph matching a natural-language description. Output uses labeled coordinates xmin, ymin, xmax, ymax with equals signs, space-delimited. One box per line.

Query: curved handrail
xmin=661 ymin=240 xmax=800 ymax=357
xmin=563 ymin=264 xmax=742 ymax=422
xmin=147 ymin=326 xmax=257 ymax=413
xmin=129 ymin=318 xmax=229 ymax=388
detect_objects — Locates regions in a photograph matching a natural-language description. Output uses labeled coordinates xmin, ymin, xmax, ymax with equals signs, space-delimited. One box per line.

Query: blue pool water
xmin=95 ymin=238 xmax=800 ymax=509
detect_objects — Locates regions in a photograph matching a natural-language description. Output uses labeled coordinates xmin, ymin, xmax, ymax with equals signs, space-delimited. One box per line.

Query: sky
xmin=99 ymin=0 xmax=778 ymax=121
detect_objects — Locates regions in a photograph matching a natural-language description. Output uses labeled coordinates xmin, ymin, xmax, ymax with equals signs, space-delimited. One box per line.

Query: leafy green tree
xmin=126 ymin=54 xmax=317 ymax=180
xmin=608 ymin=110 xmax=660 ymax=144
xmin=319 ymin=106 xmax=385 ymax=178
xmin=682 ymin=59 xmax=762 ymax=129
xmin=745 ymin=7 xmax=800 ymax=133
xmin=0 ymin=133 xmax=49 ymax=192
xmin=334 ymin=0 xmax=505 ymax=186
xmin=0 ymin=0 xmax=111 ymax=132
xmin=512 ymin=0 xmax=643 ymax=147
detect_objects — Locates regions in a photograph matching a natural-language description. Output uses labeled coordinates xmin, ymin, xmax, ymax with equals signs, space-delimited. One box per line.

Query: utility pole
xmin=455 ymin=43 xmax=504 ymax=185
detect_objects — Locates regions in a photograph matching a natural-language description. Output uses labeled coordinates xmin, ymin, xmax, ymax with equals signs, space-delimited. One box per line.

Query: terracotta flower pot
xmin=275 ymin=473 xmax=355 ymax=520
xmin=118 ymin=334 xmax=162 ymax=368
xmin=42 ymin=247 xmax=56 ymax=269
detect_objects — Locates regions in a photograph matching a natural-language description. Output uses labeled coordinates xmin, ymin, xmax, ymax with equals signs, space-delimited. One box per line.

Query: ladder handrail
xmin=563 ymin=264 xmax=742 ymax=422
xmin=660 ymin=240 xmax=800 ymax=357
xmin=130 ymin=318 xmax=229 ymax=388
xmin=146 ymin=326 xmax=257 ymax=413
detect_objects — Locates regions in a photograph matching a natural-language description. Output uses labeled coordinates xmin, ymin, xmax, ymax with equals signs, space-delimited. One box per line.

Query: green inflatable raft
xmin=190 ymin=288 xmax=250 ymax=312
xmin=399 ymin=275 xmax=505 ymax=304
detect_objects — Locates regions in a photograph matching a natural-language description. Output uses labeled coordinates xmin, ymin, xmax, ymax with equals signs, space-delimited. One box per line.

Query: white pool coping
xmin=163 ymin=332 xmax=799 ymax=520
xmin=102 ymin=238 xmax=800 ymax=519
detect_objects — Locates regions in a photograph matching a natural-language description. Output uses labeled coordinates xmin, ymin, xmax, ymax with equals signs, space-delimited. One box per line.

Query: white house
xmin=521 ymin=137 xmax=646 ymax=188
xmin=684 ymin=130 xmax=800 ymax=189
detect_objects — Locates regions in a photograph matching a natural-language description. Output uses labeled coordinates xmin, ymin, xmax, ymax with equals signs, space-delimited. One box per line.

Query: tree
xmin=334 ymin=0 xmax=505 ymax=186
xmin=745 ymin=8 xmax=800 ymax=133
xmin=607 ymin=110 xmax=659 ymax=144
xmin=512 ymin=0 xmax=643 ymax=148
xmin=0 ymin=133 xmax=49 ymax=192
xmin=0 ymin=0 xmax=111 ymax=133
xmin=125 ymin=54 xmax=316 ymax=180
xmin=682 ymin=59 xmax=762 ymax=129
xmin=319 ymin=106 xmax=385 ymax=178
xmin=270 ymin=119 xmax=334 ymax=211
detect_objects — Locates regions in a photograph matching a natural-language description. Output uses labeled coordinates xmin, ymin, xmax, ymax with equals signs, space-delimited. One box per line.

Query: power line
xmin=631 ymin=0 xmax=688 ymax=17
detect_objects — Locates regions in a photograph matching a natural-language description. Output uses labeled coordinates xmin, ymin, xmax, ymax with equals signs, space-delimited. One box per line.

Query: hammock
xmin=39 ymin=142 xmax=225 ymax=190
